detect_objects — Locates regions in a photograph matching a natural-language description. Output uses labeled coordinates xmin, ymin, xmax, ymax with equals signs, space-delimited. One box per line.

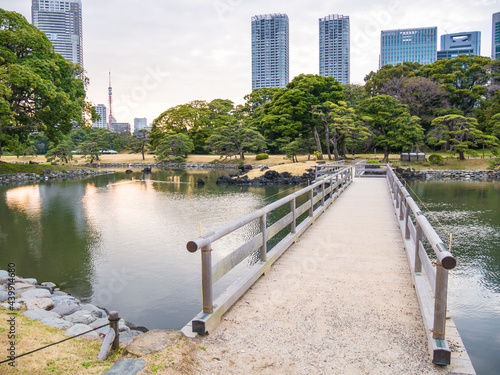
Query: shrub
xmin=161 ymin=155 xmax=186 ymax=163
xmin=423 ymin=162 xmax=431 ymax=166
xmin=366 ymin=159 xmax=380 ymax=168
xmin=256 ymin=153 xmax=269 ymax=160
xmin=428 ymin=154 xmax=444 ymax=165
xmin=488 ymin=157 xmax=500 ymax=170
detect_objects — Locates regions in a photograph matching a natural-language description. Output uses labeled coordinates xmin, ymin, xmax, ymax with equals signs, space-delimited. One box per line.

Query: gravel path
xmin=193 ymin=178 xmax=468 ymax=374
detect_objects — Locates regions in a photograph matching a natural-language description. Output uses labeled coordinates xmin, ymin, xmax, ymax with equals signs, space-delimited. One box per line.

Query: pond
xmin=408 ymin=180 xmax=500 ymax=375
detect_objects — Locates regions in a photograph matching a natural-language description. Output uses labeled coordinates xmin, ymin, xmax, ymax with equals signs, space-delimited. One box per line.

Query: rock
xmin=119 ymin=330 xmax=143 ymax=344
xmin=89 ymin=318 xmax=110 ymax=334
xmin=197 ymin=177 xmax=205 ymax=185
xmin=41 ymin=317 xmax=74 ymax=329
xmin=35 ymin=285 xmax=53 ymax=293
xmin=96 ymin=305 xmax=110 ymax=315
xmin=22 ymin=278 xmax=38 ymax=285
xmin=52 ymin=295 xmax=79 ymax=305
xmin=51 ymin=300 xmax=81 ymax=316
xmin=81 ymin=304 xmax=107 ymax=318
xmin=41 ymin=282 xmax=56 ymax=288
xmin=0 ymin=285 xmax=5 ymax=292
xmin=14 ymin=281 xmax=35 ymax=293
xmin=104 ymin=358 xmax=146 ymax=375
xmin=24 ymin=309 xmax=61 ymax=321
xmin=0 ymin=270 xmax=8 ymax=278
xmin=142 ymin=166 xmax=152 ymax=173
xmin=0 ymin=291 xmax=9 ymax=302
xmin=125 ymin=169 xmax=133 ymax=174
xmin=124 ymin=329 xmax=183 ymax=355
xmin=64 ymin=310 xmax=97 ymax=324
xmin=43 ymin=167 xmax=51 ymax=175
xmin=238 ymin=164 xmax=253 ymax=173
xmin=119 ymin=319 xmax=130 ymax=332
xmin=2 ymin=302 xmax=21 ymax=310
xmin=65 ymin=324 xmax=99 ymax=338
xmin=24 ymin=298 xmax=55 ymax=311
xmin=52 ymin=291 xmax=67 ymax=297
xmin=21 ymin=289 xmax=51 ymax=300
xmin=125 ymin=321 xmax=149 ymax=333
xmin=264 ymin=170 xmax=281 ymax=180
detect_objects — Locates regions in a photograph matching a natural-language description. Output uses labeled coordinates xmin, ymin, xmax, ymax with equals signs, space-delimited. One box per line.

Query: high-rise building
xmin=380 ymin=27 xmax=437 ymax=68
xmin=493 ymin=12 xmax=500 ymax=59
xmin=31 ymin=0 xmax=84 ymax=68
xmin=437 ymin=31 xmax=481 ymax=60
xmin=110 ymin=123 xmax=131 ymax=134
xmin=134 ymin=118 xmax=148 ymax=134
xmin=251 ymin=13 xmax=289 ymax=90
xmin=319 ymin=14 xmax=350 ymax=84
xmin=92 ymin=104 xmax=107 ymax=129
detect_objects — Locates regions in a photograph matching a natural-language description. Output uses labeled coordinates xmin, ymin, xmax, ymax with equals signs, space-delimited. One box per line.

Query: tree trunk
xmin=324 ymin=123 xmax=332 ymax=160
xmin=330 ymin=138 xmax=340 ymax=161
xmin=240 ymin=151 xmax=244 ymax=160
xmin=384 ymin=146 xmax=389 ymax=163
xmin=459 ymin=150 xmax=465 ymax=160
xmin=312 ymin=126 xmax=323 ymax=160
xmin=141 ymin=146 xmax=145 ymax=160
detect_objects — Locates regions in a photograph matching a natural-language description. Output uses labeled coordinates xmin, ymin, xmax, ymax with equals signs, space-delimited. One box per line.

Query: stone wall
xmin=80 ymin=162 xmax=266 ymax=170
xmin=0 ymin=169 xmax=115 ymax=186
xmin=395 ymin=168 xmax=500 ymax=181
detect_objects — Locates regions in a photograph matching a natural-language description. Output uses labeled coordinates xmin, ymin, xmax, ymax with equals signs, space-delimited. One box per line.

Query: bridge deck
xmin=194 ymin=178 xmax=474 ymax=374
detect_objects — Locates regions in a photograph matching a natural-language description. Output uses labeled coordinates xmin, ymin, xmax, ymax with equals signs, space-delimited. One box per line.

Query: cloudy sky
xmin=2 ymin=0 xmax=499 ymax=126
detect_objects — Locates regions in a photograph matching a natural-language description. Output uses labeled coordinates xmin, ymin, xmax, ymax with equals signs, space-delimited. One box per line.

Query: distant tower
xmin=493 ymin=12 xmax=500 ymax=59
xmin=108 ymin=71 xmax=114 ymax=128
xmin=319 ymin=14 xmax=350 ymax=84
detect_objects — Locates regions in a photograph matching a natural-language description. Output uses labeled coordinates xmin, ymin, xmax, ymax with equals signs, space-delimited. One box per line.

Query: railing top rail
xmin=187 ymin=166 xmax=352 ymax=253
xmin=388 ymin=168 xmax=456 ymax=270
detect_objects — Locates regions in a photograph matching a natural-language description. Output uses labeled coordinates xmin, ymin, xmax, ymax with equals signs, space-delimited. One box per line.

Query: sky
xmin=1 ymin=0 xmax=499 ymax=127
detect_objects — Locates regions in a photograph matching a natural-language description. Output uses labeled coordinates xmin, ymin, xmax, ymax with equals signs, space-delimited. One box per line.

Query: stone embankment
xmin=0 ymin=270 xmax=147 ymax=344
xmin=0 ymin=169 xmax=115 ymax=186
xmin=81 ymin=162 xmax=266 ymax=170
xmin=216 ymin=165 xmax=316 ymax=185
xmin=396 ymin=168 xmax=500 ymax=181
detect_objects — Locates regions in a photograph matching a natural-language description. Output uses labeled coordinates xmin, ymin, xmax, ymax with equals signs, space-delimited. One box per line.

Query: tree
xmin=261 ymin=74 xmax=344 ymax=159
xmin=364 ymin=62 xmax=421 ymax=96
xmin=280 ymin=137 xmax=311 ymax=163
xmin=155 ymin=133 xmax=193 ymax=163
xmin=0 ymin=9 xmax=88 ymax=157
xmin=79 ymin=141 xmax=100 ymax=163
xmin=427 ymin=115 xmax=485 ymax=160
xmin=129 ymin=129 xmax=150 ymax=160
xmin=358 ymin=95 xmax=424 ymax=162
xmin=45 ymin=138 xmax=74 ymax=163
xmin=205 ymin=122 xmax=266 ymax=160
xmin=342 ymin=84 xmax=369 ymax=108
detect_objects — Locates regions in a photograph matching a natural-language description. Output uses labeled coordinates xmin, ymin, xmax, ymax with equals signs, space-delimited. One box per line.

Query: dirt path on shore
xmin=191 ymin=178 xmax=460 ymax=374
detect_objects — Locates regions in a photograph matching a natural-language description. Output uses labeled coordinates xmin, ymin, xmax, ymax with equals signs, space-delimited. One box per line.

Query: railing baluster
xmin=415 ymin=223 xmax=423 ymax=273
xmin=433 ymin=266 xmax=449 ymax=341
xmin=291 ymin=198 xmax=296 ymax=233
xmin=201 ymin=243 xmax=213 ymax=314
xmin=260 ymin=214 xmax=267 ymax=262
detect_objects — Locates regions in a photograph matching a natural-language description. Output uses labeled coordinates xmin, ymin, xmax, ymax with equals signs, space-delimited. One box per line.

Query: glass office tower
xmin=380 ymin=27 xmax=437 ymax=68
xmin=493 ymin=12 xmax=500 ymax=59
xmin=32 ymin=0 xmax=84 ymax=68
xmin=319 ymin=14 xmax=350 ymax=84
xmin=437 ymin=31 xmax=481 ymax=60
xmin=251 ymin=14 xmax=289 ymax=90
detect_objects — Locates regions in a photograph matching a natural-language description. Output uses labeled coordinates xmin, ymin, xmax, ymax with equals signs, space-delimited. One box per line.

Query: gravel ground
xmin=192 ymin=178 xmax=460 ymax=374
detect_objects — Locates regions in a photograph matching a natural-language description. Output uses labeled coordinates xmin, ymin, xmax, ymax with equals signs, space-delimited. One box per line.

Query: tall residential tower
xmin=493 ymin=12 xmax=500 ymax=59
xmin=319 ymin=14 xmax=350 ymax=84
xmin=31 ymin=0 xmax=84 ymax=68
xmin=380 ymin=27 xmax=437 ymax=68
xmin=251 ymin=14 xmax=289 ymax=90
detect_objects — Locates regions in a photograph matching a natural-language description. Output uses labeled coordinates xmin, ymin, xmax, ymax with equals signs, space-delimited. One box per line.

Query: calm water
xmin=0 ymin=170 xmax=305 ymax=330
xmin=408 ymin=181 xmax=500 ymax=375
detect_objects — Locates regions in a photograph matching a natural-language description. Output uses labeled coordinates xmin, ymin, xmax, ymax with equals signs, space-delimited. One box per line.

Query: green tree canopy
xmin=155 ymin=133 xmax=194 ymax=163
xmin=364 ymin=62 xmax=421 ymax=96
xmin=0 ymin=9 xmax=87 ymax=156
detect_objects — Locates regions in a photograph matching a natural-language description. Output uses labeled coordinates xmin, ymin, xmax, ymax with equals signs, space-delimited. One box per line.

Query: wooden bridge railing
xmin=387 ymin=168 xmax=456 ymax=366
xmin=314 ymin=160 xmax=346 ymax=179
xmin=355 ymin=161 xmax=390 ymax=177
xmin=186 ymin=166 xmax=354 ymax=334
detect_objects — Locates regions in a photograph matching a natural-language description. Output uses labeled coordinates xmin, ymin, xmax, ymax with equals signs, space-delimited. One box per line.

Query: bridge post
xmin=433 ymin=266 xmax=449 ymax=341
xmin=290 ymin=198 xmax=296 ymax=233
xmin=404 ymin=200 xmax=411 ymax=239
xmin=309 ymin=190 xmax=314 ymax=216
xmin=399 ymin=191 xmax=404 ymax=219
xmin=201 ymin=243 xmax=214 ymax=314
xmin=321 ymin=181 xmax=325 ymax=206
xmin=260 ymin=214 xmax=267 ymax=262
xmin=414 ymin=223 xmax=423 ymax=273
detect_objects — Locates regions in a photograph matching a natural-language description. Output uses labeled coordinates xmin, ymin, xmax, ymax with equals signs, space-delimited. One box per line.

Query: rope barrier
xmin=0 ymin=322 xmax=112 ymax=364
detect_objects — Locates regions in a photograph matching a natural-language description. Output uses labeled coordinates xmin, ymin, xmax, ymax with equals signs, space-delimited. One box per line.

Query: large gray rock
xmin=0 ymin=285 xmax=5 ymax=291
xmin=64 ymin=310 xmax=97 ymax=325
xmin=14 ymin=281 xmax=35 ymax=293
xmin=119 ymin=330 xmax=143 ymax=344
xmin=24 ymin=298 xmax=54 ymax=311
xmin=0 ymin=291 xmax=9 ymax=302
xmin=41 ymin=282 xmax=56 ymax=288
xmin=104 ymin=358 xmax=146 ymax=375
xmin=52 ymin=295 xmax=79 ymax=305
xmin=124 ymin=329 xmax=183 ymax=355
xmin=22 ymin=278 xmax=38 ymax=285
xmin=51 ymin=300 xmax=81 ymax=316
xmin=65 ymin=324 xmax=99 ymax=338
xmin=2 ymin=302 xmax=21 ymax=310
xmin=119 ymin=319 xmax=130 ymax=332
xmin=89 ymin=318 xmax=110 ymax=334
xmin=21 ymin=289 xmax=51 ymax=300
xmin=0 ymin=270 xmax=8 ymax=278
xmin=40 ymin=317 xmax=73 ymax=329
xmin=81 ymin=303 xmax=107 ymax=319
xmin=24 ymin=309 xmax=61 ymax=321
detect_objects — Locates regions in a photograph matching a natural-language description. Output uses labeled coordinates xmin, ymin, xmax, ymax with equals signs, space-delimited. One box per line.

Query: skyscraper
xmin=437 ymin=31 xmax=481 ymax=60
xmin=92 ymin=104 xmax=107 ymax=129
xmin=493 ymin=12 xmax=500 ymax=59
xmin=31 ymin=0 xmax=84 ymax=68
xmin=380 ymin=27 xmax=437 ymax=68
xmin=251 ymin=14 xmax=289 ymax=90
xmin=319 ymin=14 xmax=350 ymax=84
xmin=134 ymin=118 xmax=148 ymax=133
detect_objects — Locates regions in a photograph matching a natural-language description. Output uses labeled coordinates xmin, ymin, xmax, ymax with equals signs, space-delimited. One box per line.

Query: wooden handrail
xmin=387 ymin=168 xmax=456 ymax=366
xmin=186 ymin=166 xmax=354 ymax=334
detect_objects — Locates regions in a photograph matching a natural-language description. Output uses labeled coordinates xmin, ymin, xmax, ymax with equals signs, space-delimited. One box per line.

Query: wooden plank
xmin=267 ymin=212 xmax=293 ymax=240
xmin=212 ymin=234 xmax=263 ymax=283
xmin=313 ymin=192 xmax=322 ymax=205
xmin=419 ymin=242 xmax=436 ymax=295
xmin=97 ymin=328 xmax=115 ymax=361
xmin=296 ymin=201 xmax=310 ymax=217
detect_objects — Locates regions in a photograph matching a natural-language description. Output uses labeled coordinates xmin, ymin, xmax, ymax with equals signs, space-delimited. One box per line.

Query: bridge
xmin=183 ymin=162 xmax=475 ymax=374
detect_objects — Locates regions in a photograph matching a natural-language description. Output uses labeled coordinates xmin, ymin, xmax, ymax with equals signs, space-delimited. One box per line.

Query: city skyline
xmin=1 ymin=0 xmax=498 ymax=126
